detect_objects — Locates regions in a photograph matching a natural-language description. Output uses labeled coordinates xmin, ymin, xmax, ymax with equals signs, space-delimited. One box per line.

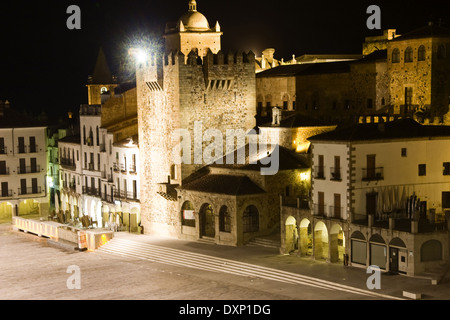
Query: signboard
xmin=183 ymin=210 xmax=195 ymax=220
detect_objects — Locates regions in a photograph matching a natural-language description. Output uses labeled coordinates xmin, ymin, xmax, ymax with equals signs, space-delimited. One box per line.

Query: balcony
xmin=313 ymin=204 xmax=327 ymax=217
xmin=314 ymin=166 xmax=326 ymax=180
xmin=0 ymin=190 xmax=12 ymax=198
xmin=330 ymin=167 xmax=342 ymax=181
xmin=0 ymin=147 xmax=8 ymax=155
xmin=60 ymin=158 xmax=76 ymax=170
xmin=362 ymin=167 xmax=384 ymax=181
xmin=18 ymin=187 xmax=42 ymax=196
xmin=17 ymin=165 xmax=41 ymax=174
xmin=329 ymin=206 xmax=344 ymax=220
xmin=17 ymin=145 xmax=38 ymax=154
xmin=82 ymin=187 xmax=100 ymax=197
xmin=102 ymin=194 xmax=114 ymax=203
xmin=114 ymin=190 xmax=139 ymax=202
xmin=0 ymin=167 xmax=9 ymax=175
xmin=129 ymin=164 xmax=137 ymax=174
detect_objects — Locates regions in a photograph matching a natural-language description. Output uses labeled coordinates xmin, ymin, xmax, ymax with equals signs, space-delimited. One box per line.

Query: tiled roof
xmin=308 ymin=119 xmax=450 ymax=142
xmin=181 ymin=174 xmax=265 ymax=195
xmin=391 ymin=24 xmax=450 ymax=41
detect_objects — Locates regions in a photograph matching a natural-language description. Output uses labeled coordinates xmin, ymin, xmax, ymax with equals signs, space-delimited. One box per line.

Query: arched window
xmin=392 ymin=48 xmax=400 ymax=63
xmin=219 ymin=206 xmax=231 ymax=233
xmin=404 ymin=47 xmax=413 ymax=63
xmin=181 ymin=201 xmax=195 ymax=227
xmin=421 ymin=240 xmax=442 ymax=262
xmin=438 ymin=44 xmax=446 ymax=60
xmin=418 ymin=45 xmax=426 ymax=61
xmin=243 ymin=205 xmax=259 ymax=233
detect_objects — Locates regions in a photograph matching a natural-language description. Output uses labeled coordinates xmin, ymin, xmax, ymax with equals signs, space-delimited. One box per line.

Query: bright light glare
xmin=128 ymin=48 xmax=147 ymax=63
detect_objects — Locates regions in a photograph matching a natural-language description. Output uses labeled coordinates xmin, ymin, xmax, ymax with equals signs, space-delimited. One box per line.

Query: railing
xmin=80 ymin=105 xmax=101 ymax=116
xmin=0 ymin=147 xmax=7 ymax=155
xmin=60 ymin=158 xmax=76 ymax=170
xmin=329 ymin=206 xmax=344 ymax=219
xmin=362 ymin=167 xmax=384 ymax=181
xmin=17 ymin=145 xmax=38 ymax=154
xmin=18 ymin=187 xmax=42 ymax=195
xmin=0 ymin=167 xmax=9 ymax=175
xmin=314 ymin=166 xmax=326 ymax=180
xmin=0 ymin=190 xmax=12 ymax=198
xmin=102 ymin=194 xmax=114 ymax=203
xmin=17 ymin=165 xmax=40 ymax=174
xmin=129 ymin=164 xmax=137 ymax=173
xmin=313 ymin=204 xmax=327 ymax=217
xmin=113 ymin=163 xmax=126 ymax=173
xmin=82 ymin=187 xmax=100 ymax=197
xmin=330 ymin=167 xmax=342 ymax=181
xmin=114 ymin=190 xmax=139 ymax=201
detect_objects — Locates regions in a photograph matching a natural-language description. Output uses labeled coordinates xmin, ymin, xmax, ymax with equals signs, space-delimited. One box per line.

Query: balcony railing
xmin=17 ymin=165 xmax=40 ymax=174
xmin=114 ymin=190 xmax=139 ymax=201
xmin=314 ymin=166 xmax=326 ymax=180
xmin=313 ymin=204 xmax=327 ymax=217
xmin=0 ymin=147 xmax=7 ymax=155
xmin=17 ymin=145 xmax=38 ymax=154
xmin=0 ymin=167 xmax=9 ymax=175
xmin=18 ymin=187 xmax=42 ymax=195
xmin=60 ymin=158 xmax=76 ymax=170
xmin=330 ymin=167 xmax=342 ymax=181
xmin=0 ymin=190 xmax=12 ymax=198
xmin=329 ymin=206 xmax=344 ymax=219
xmin=82 ymin=187 xmax=100 ymax=197
xmin=362 ymin=167 xmax=384 ymax=181
xmin=129 ymin=164 xmax=137 ymax=173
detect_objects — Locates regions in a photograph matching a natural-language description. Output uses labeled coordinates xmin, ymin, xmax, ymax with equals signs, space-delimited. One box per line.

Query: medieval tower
xmin=136 ymin=0 xmax=256 ymax=236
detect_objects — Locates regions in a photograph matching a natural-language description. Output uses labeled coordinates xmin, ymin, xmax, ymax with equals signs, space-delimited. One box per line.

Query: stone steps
xmin=247 ymin=236 xmax=281 ymax=249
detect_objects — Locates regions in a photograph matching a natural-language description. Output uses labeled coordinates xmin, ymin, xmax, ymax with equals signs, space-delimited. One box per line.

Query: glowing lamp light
xmin=300 ymin=171 xmax=310 ymax=182
xmin=128 ymin=48 xmax=147 ymax=63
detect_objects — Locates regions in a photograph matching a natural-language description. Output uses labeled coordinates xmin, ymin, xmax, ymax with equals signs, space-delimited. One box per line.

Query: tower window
xmin=405 ymin=47 xmax=413 ymax=63
xmin=418 ymin=45 xmax=426 ymax=61
xmin=392 ymin=48 xmax=400 ymax=63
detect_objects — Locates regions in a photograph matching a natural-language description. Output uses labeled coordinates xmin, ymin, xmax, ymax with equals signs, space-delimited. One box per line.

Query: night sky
xmin=0 ymin=0 xmax=449 ymax=122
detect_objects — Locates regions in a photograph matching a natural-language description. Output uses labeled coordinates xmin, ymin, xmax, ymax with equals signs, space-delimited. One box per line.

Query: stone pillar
xmin=299 ymin=227 xmax=308 ymax=256
xmin=285 ymin=224 xmax=293 ymax=253
xmin=389 ymin=217 xmax=395 ymax=230
xmin=314 ymin=230 xmax=323 ymax=259
xmin=330 ymin=233 xmax=339 ymax=263
xmin=368 ymin=214 xmax=374 ymax=228
xmin=411 ymin=220 xmax=418 ymax=234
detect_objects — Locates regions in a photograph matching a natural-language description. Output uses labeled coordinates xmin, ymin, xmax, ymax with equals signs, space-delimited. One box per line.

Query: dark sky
xmin=0 ymin=0 xmax=449 ymax=121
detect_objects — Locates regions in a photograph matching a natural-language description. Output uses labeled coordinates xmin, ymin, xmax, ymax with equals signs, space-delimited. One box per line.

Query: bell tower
xmin=86 ymin=48 xmax=118 ymax=105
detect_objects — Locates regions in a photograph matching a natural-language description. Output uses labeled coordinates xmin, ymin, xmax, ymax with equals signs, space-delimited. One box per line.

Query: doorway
xmin=200 ymin=203 xmax=215 ymax=238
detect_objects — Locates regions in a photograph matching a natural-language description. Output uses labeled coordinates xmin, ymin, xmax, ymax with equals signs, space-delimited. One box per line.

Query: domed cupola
xmin=178 ymin=0 xmax=211 ymax=32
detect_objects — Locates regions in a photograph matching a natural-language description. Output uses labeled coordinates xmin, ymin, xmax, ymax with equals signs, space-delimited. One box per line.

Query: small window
xmin=405 ymin=47 xmax=413 ymax=63
xmin=418 ymin=45 xmax=426 ymax=61
xmin=444 ymin=162 xmax=450 ymax=175
xmin=392 ymin=48 xmax=400 ymax=63
xmin=401 ymin=148 xmax=407 ymax=157
xmin=419 ymin=164 xmax=426 ymax=176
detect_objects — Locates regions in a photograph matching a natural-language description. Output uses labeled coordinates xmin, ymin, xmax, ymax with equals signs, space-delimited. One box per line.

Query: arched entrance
xmin=389 ymin=237 xmax=407 ymax=274
xmin=351 ymin=231 xmax=367 ymax=265
xmin=285 ymin=216 xmax=298 ymax=254
xmin=369 ymin=234 xmax=387 ymax=269
xmin=330 ymin=224 xmax=345 ymax=263
xmin=0 ymin=202 xmax=13 ymax=222
xmin=199 ymin=203 xmax=215 ymax=238
xmin=314 ymin=221 xmax=328 ymax=260
xmin=299 ymin=218 xmax=312 ymax=256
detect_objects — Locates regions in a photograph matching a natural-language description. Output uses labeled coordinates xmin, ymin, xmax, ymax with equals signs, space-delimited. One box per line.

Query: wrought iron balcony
xmin=330 ymin=167 xmax=342 ymax=181
xmin=17 ymin=165 xmax=40 ymax=174
xmin=314 ymin=166 xmax=326 ymax=180
xmin=18 ymin=187 xmax=42 ymax=195
xmin=362 ymin=167 xmax=384 ymax=181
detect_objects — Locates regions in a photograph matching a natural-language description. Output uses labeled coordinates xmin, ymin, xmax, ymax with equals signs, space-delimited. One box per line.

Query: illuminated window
xmin=392 ymin=48 xmax=400 ymax=63
xmin=404 ymin=47 xmax=413 ymax=63
xmin=100 ymin=87 xmax=108 ymax=94
xmin=418 ymin=45 xmax=426 ymax=61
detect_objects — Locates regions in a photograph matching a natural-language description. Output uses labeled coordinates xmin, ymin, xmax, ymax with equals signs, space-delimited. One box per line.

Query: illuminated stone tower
xmin=136 ymin=0 xmax=256 ymax=236
xmin=86 ymin=48 xmax=118 ymax=105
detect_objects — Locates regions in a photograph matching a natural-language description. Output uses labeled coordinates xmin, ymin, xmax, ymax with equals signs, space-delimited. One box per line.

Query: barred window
xmin=243 ymin=205 xmax=259 ymax=233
